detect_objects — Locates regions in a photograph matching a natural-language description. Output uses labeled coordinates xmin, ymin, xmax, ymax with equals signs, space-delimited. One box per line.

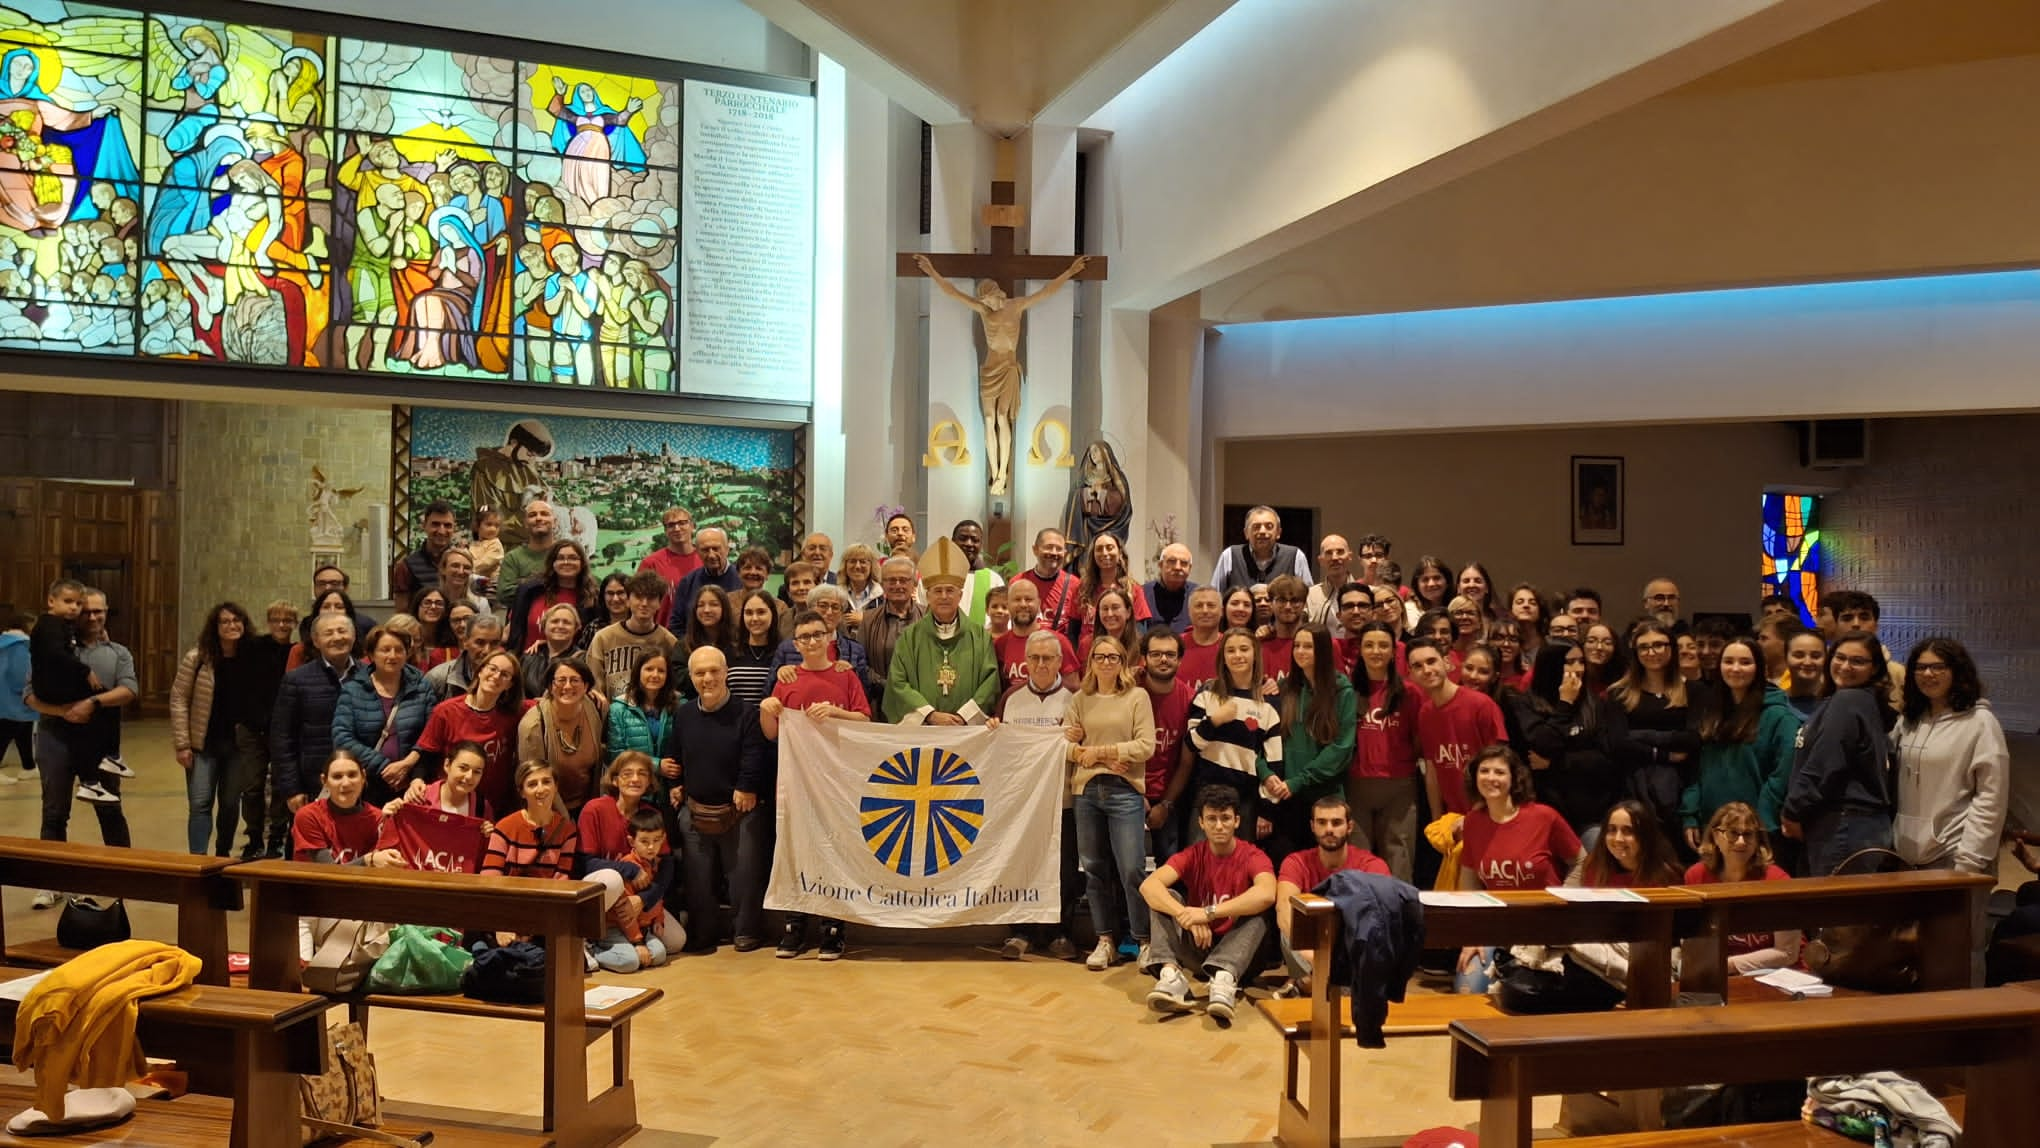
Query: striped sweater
xmin=1188 ymin=688 xmax=1284 ymax=779
xmin=480 ymin=809 xmax=579 ymax=879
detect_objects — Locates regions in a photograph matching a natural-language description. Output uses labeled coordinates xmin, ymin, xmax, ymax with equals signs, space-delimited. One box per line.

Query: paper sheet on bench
xmin=0 ymin=970 xmax=52 ymax=1002
xmin=585 ymin=985 xmax=648 ymax=1010
xmin=1543 ymin=886 xmax=1647 ymax=903
xmin=1418 ymin=891 xmax=1504 ymax=907
xmin=1751 ymin=967 xmax=1832 ymax=995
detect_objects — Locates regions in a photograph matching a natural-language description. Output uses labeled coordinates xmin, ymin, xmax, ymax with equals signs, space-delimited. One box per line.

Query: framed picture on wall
xmin=1571 ymin=456 xmax=1625 ymax=546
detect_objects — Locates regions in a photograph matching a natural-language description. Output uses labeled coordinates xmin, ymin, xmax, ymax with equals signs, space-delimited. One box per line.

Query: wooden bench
xmin=1450 ymin=985 xmax=2040 ymax=1147
xmin=0 ymin=965 xmax=324 ymax=1148
xmin=0 ymin=1082 xmax=551 ymax=1147
xmin=0 ymin=838 xmax=241 ymax=986
xmin=236 ymin=860 xmax=656 ymax=1148
xmin=1262 ymin=889 xmax=1696 ymax=1148
xmin=1673 ymin=869 xmax=1993 ymax=998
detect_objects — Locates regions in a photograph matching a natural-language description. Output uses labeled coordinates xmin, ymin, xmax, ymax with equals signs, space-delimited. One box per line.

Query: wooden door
xmin=134 ymin=490 xmax=179 ymax=711
xmin=0 ymin=477 xmax=47 ymax=621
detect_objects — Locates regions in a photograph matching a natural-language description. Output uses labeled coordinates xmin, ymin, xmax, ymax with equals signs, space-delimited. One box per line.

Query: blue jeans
xmin=1074 ymin=775 xmax=1150 ymax=944
xmin=592 ymin=929 xmax=667 ymax=972
xmin=1455 ymin=946 xmax=1497 ymax=994
xmin=1803 ymin=807 xmax=1894 ymax=878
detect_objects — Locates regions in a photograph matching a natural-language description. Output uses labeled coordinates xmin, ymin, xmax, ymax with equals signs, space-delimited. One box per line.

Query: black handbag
xmin=1495 ymin=951 xmax=1623 ymax=1015
xmin=56 ymin=895 xmax=131 ymax=951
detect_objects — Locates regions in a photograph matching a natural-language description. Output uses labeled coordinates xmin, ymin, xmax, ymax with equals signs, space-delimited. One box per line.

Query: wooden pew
xmin=1261 ymin=889 xmax=1695 ymax=1148
xmin=0 ymin=838 xmax=241 ymax=986
xmin=1674 ymin=869 xmax=1992 ymax=998
xmin=0 ymin=965 xmax=324 ymax=1148
xmin=1449 ymin=985 xmax=2040 ymax=1147
xmin=236 ymin=860 xmax=656 ymax=1148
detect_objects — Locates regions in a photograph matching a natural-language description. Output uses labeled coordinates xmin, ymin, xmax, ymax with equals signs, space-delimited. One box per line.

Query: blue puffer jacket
xmin=331 ymin=663 xmax=436 ymax=773
xmin=0 ymin=631 xmax=32 ymax=723
xmin=268 ymin=656 xmax=356 ymax=798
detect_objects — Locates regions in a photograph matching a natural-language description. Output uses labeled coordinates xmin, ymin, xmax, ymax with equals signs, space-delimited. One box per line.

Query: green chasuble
xmin=884 ymin=614 xmax=1001 ymax=724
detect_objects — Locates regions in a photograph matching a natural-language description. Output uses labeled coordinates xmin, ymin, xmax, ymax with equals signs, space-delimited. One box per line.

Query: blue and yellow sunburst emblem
xmin=859 ymin=747 xmax=985 ymax=877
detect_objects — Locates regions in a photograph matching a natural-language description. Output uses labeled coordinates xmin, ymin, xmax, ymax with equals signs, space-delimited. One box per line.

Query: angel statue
xmin=913 ymin=253 xmax=1088 ymax=498
xmin=308 ymin=466 xmax=363 ymax=551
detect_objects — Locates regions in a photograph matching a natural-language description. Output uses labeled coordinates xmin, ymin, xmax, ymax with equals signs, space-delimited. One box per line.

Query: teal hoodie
xmin=0 ymin=630 xmax=32 ymax=723
xmin=1683 ymin=683 xmax=1802 ymax=832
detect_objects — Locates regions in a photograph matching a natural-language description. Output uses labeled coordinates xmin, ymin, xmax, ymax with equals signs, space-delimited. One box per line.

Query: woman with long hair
xmin=1076 ymin=587 xmax=1141 ymax=666
xmin=1065 ymin=635 xmax=1158 ymax=970
xmin=1507 ymin=583 xmax=1549 ymax=661
xmin=1686 ymin=802 xmax=1798 ymax=972
xmin=1187 ymin=628 xmax=1284 ymax=844
xmin=517 ymin=656 xmax=607 ymax=815
xmin=1456 ymin=562 xmax=1499 ymax=621
xmin=1221 ymin=586 xmax=1257 ymax=632
xmin=1685 ymin=636 xmax=1801 ymax=851
xmin=1404 ymin=556 xmax=1453 ymax=630
xmin=520 ymin=602 xmax=590 ymax=701
xmin=1486 ymin=620 xmax=1531 ymax=689
xmin=331 ymin=625 xmax=436 ymax=808
xmin=726 ymin=589 xmax=783 ymax=706
xmin=684 ymin=584 xmax=735 ymax=660
xmin=1782 ymin=629 xmax=1828 ymax=717
xmin=1347 ymin=621 xmax=1422 ymax=881
xmin=1458 ymin=642 xmax=1507 ymax=709
xmin=578 ymin=750 xmax=665 ymax=863
xmin=597 ymin=573 xmax=632 ymax=629
xmin=1780 ymin=631 xmax=1899 ymax=876
xmin=1510 ymin=640 xmax=1629 ymax=837
xmin=606 ymin=652 xmax=678 ymax=770
xmin=1892 ymin=637 xmax=2008 ymax=874
xmin=838 ymin=542 xmax=883 ymax=626
xmin=480 ymin=760 xmax=579 ymax=880
xmin=1610 ymin=620 xmax=1697 ymax=834
xmin=171 ymin=602 xmax=260 ymax=855
xmin=509 ymin=540 xmax=599 ymax=651
xmin=1068 ymin=532 xmax=1152 ymax=647
xmin=414 ymin=649 xmax=524 ymax=817
xmin=292 ymin=751 xmax=396 ymax=868
xmin=1268 ymin=624 xmax=1357 ymax=855
xmin=1455 ymin=746 xmax=1583 ymax=992
xmin=410 ymin=587 xmax=461 ymax=669
xmin=1570 ymin=800 xmax=1682 ymax=888
xmin=1579 ymin=622 xmax=1624 ymax=695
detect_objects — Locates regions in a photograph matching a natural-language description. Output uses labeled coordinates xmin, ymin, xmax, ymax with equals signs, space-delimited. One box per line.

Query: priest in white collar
xmin=883 ymin=537 xmax=1002 ymax=725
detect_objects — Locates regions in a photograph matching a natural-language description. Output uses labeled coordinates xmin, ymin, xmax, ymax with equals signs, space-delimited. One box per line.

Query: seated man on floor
xmin=1276 ymin=795 xmax=1388 ymax=993
xmin=1139 ymin=784 xmax=1277 ymax=1025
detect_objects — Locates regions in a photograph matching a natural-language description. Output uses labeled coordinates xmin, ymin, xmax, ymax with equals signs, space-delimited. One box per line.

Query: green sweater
xmin=1683 ymin=683 xmax=1802 ymax=831
xmin=1268 ymin=678 xmax=1358 ymax=805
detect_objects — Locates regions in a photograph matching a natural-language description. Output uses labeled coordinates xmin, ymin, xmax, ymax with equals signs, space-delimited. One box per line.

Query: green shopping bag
xmin=364 ymin=925 xmax=471 ymax=995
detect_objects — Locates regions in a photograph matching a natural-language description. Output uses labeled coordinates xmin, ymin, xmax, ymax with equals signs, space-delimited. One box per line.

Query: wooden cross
xmin=893 ymin=141 xmax=1108 ymax=302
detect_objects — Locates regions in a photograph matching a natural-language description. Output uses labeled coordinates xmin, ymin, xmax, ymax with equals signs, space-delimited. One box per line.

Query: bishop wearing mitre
xmin=883 ymin=537 xmax=1002 ymax=725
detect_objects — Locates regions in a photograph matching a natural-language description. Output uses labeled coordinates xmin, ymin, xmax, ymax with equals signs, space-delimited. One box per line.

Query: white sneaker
xmin=30 ymin=890 xmax=57 ymax=910
xmin=1085 ymin=936 xmax=1116 ymax=971
xmin=0 ymin=770 xmax=18 ymax=786
xmin=1207 ymin=970 xmax=1239 ymax=1026
xmin=75 ymin=782 xmax=121 ymax=805
xmin=1137 ymin=943 xmax=1152 ymax=972
xmin=98 ymin=756 xmax=136 ymax=779
xmin=1000 ymin=936 xmax=1029 ymax=960
xmin=1146 ymin=966 xmax=1193 ymax=1013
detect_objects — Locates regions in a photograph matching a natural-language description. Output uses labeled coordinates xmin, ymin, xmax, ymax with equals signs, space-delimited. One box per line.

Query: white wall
xmin=1221 ymin=421 xmax=1824 ymax=623
xmin=1206 ymin=270 xmax=2040 ymax=438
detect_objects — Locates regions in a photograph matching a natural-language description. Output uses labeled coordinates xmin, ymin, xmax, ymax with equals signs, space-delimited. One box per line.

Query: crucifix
xmin=898 ymin=141 xmax=1108 ymax=505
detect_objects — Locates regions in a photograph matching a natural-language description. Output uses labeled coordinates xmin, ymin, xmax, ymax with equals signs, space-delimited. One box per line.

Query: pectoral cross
xmin=936 ymin=652 xmax=957 ymax=697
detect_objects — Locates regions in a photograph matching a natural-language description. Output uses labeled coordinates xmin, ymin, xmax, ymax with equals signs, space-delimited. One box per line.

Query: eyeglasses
xmin=663 ymin=519 xmax=690 ymax=528
xmin=1633 ymin=641 xmax=1671 ymax=653
xmin=1913 ymin=661 xmax=1949 ymax=675
xmin=794 ymin=632 xmax=830 ymax=643
xmin=1146 ymin=650 xmax=1180 ymax=660
xmin=1647 ymin=594 xmax=1679 ymax=605
xmin=1833 ymin=655 xmax=1875 ymax=669
xmin=1339 ymin=600 xmax=1369 ymax=612
xmin=1713 ymin=827 xmax=1756 ymax=842
xmin=1091 ymin=653 xmax=1123 ymax=663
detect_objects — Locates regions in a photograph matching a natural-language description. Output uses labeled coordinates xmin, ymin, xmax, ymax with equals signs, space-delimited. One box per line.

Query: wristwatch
xmin=1203 ymin=906 xmax=1217 ymax=923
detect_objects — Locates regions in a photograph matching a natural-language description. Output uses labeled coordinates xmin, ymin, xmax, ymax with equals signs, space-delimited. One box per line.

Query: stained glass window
xmin=0 ymin=2 xmax=700 ymax=393
xmin=1761 ymin=492 xmax=1823 ymax=626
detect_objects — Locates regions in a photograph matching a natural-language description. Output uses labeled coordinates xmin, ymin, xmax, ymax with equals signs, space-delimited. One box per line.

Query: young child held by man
xmin=28 ymin=579 xmax=131 ymax=805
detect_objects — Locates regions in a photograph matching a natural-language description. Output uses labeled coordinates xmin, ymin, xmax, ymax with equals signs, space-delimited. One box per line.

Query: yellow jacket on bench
xmin=12 ymin=940 xmax=202 ymax=1117
xmin=1425 ymin=813 xmax=1464 ymax=891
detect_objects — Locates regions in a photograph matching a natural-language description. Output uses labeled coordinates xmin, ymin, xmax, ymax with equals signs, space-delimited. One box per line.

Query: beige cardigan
xmin=167 ymin=648 xmax=216 ymax=753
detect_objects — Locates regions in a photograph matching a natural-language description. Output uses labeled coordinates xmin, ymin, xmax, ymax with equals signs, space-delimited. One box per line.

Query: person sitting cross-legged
xmin=1139 ymin=783 xmax=1277 ymax=1026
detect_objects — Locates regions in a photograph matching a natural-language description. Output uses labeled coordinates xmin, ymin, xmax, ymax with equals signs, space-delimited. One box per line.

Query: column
xmin=1146 ymin=294 xmax=1208 ymax=571
xmin=1013 ymin=124 xmax=1079 ymax=566
xmin=921 ymin=123 xmax=994 ymax=544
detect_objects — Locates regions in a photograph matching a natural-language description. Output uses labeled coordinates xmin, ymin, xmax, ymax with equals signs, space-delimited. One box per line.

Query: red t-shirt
xmin=1260 ymin=636 xmax=1294 ymax=685
xmin=1143 ymin=677 xmax=1194 ymax=802
xmin=1352 ymin=680 xmax=1423 ymax=780
xmin=1415 ymin=687 xmax=1508 ymax=815
xmin=1462 ymin=803 xmax=1580 ymax=891
xmin=1684 ymin=862 xmax=1792 ymax=955
xmin=774 ymin=665 xmax=874 ymax=714
xmin=1163 ymin=839 xmax=1273 ymax=937
xmin=1071 ymin=584 xmax=1154 ymax=646
xmin=292 ymin=799 xmax=382 ymax=864
xmin=638 ymin=548 xmax=704 ymax=620
xmin=577 ymin=796 xmax=671 ymax=859
xmin=1013 ymin=568 xmax=1081 ymax=632
xmin=416 ymin=698 xmax=521 ymax=819
xmin=1278 ymin=844 xmax=1390 ymax=893
xmin=993 ymin=627 xmax=1078 ymax=689
xmin=1178 ymin=632 xmax=1222 ymax=691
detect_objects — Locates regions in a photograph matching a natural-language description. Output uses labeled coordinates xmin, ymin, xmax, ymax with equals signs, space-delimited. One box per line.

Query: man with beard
xmin=992 ymin=579 xmax=1075 ymax=689
xmin=1275 ymin=795 xmax=1388 ymax=989
xmin=493 ymin=499 xmax=561 ymax=612
xmin=1138 ymin=628 xmax=1196 ymax=861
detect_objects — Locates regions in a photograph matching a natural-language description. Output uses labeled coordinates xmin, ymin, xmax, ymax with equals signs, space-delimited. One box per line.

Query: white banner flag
xmin=765 ymin=713 xmax=1065 ymax=927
